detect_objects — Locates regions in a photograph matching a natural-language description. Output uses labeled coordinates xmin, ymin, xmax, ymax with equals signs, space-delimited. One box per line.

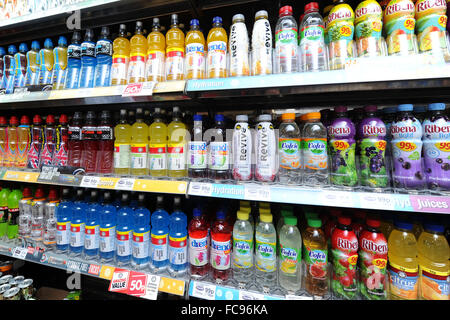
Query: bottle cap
xmin=304 ymin=112 xmax=321 ymax=120
xmin=100 ymin=27 xmax=110 ymax=38
xmin=9 ymin=116 xmax=18 ymax=126
xmin=255 ymin=10 xmax=268 ymax=19
xmin=32 ymin=115 xmax=42 ymax=125
xmin=34 ymin=188 xmax=45 ymax=199
xmin=366 ymin=217 xmax=381 ymax=228
xmin=284 ymin=216 xmax=297 ymax=226
xmin=171 ymin=14 xmax=178 ymax=23
xmin=260 ymin=213 xmax=273 ymax=223
xmin=237 ymin=210 xmax=249 ymax=221
xmin=308 ymin=218 xmax=322 ymax=228
xmin=216 ymin=210 xmax=226 ymax=220
xmin=215 ymin=114 xmax=225 ymax=122
xmin=20 ymin=116 xmax=30 ymax=125
xmin=258 ymin=114 xmax=272 ymax=122
xmin=428 ymin=103 xmax=446 ymax=111
xmin=48 ymin=189 xmax=59 ymax=201
xmin=103 ymin=190 xmax=112 ymax=202
xmin=46 ymin=115 xmax=55 ymax=125
xmin=119 ymin=24 xmax=127 ymax=31
xmin=305 ymin=212 xmax=319 ymax=220
xmin=279 ymin=5 xmax=293 ymax=17
xmin=364 ymin=105 xmax=377 ymax=113
xmin=414 ymin=105 xmax=426 ymax=113
xmin=240 ymin=206 xmax=251 ymax=213
xmin=423 ymin=223 xmax=445 ymax=233
xmin=0 ymin=117 xmax=6 ymax=125
xmin=212 ymin=16 xmax=222 ymax=25
xmin=173 ymin=106 xmax=180 ymax=113
xmin=62 ymin=188 xmax=71 ymax=200
xmin=260 ymin=202 xmax=270 ymax=209
xmin=59 ymin=114 xmax=68 ymax=124
xmin=136 ymin=21 xmax=143 ymax=28
xmin=7 ymin=45 xmax=17 ymax=55
xmin=236 ymin=114 xmax=248 ymax=122
xmin=232 ymin=14 xmax=245 ymax=23
xmin=19 ymin=43 xmax=28 ymax=53
xmin=44 ymin=38 xmax=53 ymax=49
xmin=397 ymin=104 xmax=413 ymax=112
xmin=85 ymin=111 xmax=96 ymax=124
xmin=193 ymin=208 xmax=202 ymax=217
xmin=22 ymin=187 xmax=32 ymax=198
xmin=75 ymin=188 xmax=84 ymax=200
xmin=281 ymin=209 xmax=293 ymax=217
xmin=334 ymin=106 xmax=347 ymax=113
xmin=58 ymin=36 xmax=67 ymax=47
xmin=338 ymin=216 xmax=351 ymax=226
xmin=193 ymin=114 xmax=202 ymax=121
xmin=394 ymin=219 xmax=413 ymax=230
xmin=190 ymin=19 xmax=199 ymax=27
xmin=281 ymin=113 xmax=296 ymax=120
xmin=305 ymin=2 xmax=319 ymax=13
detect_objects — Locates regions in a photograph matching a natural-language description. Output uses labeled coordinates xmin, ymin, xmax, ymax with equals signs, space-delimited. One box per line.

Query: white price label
xmin=12 ymin=247 xmax=28 ymax=260
xmin=239 ymin=290 xmax=265 ymax=300
xmin=188 ymin=182 xmax=213 ymax=197
xmin=109 ymin=270 xmax=130 ymax=292
xmin=285 ymin=294 xmax=313 ymax=300
xmin=320 ymin=190 xmax=354 ymax=208
xmin=359 ymin=193 xmax=395 ymax=210
xmin=80 ymin=176 xmax=100 ymax=188
xmin=122 ymin=82 xmax=156 ymax=97
xmin=244 ymin=184 xmax=271 ymax=201
xmin=115 ymin=178 xmax=135 ymax=190
xmin=141 ymin=274 xmax=161 ymax=300
xmin=191 ymin=281 xmax=216 ymax=300
xmin=39 ymin=166 xmax=59 ymax=181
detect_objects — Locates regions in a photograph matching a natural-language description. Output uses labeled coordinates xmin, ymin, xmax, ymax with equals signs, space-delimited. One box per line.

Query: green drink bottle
xmin=7 ymin=189 xmax=22 ymax=240
xmin=0 ymin=187 xmax=11 ymax=238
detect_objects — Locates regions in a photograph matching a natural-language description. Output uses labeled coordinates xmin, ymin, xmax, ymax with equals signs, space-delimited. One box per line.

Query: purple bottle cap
xmin=364 ymin=105 xmax=377 ymax=113
xmin=334 ymin=106 xmax=347 ymax=113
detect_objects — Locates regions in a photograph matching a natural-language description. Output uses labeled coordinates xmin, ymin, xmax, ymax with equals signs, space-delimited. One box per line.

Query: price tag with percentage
xmin=191 ymin=281 xmax=217 ymax=300
xmin=12 ymin=247 xmax=28 ymax=260
xmin=244 ymin=184 xmax=271 ymax=202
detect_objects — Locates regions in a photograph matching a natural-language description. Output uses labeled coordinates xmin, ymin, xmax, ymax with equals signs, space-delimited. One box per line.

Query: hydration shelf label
xmin=122 ymin=82 xmax=156 ymax=97
xmin=189 ymin=281 xmax=284 ymax=300
xmin=190 ymin=281 xmax=217 ymax=300
xmin=244 ymin=184 xmax=271 ymax=202
xmin=3 ymin=170 xmax=39 ymax=183
xmin=188 ymin=182 xmax=245 ymax=199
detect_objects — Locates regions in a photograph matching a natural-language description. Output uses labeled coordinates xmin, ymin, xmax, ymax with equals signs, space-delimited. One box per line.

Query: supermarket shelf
xmin=0 ymin=239 xmax=187 ymax=299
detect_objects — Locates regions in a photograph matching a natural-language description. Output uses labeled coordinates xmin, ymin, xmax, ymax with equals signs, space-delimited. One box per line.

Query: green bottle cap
xmin=308 ymin=218 xmax=322 ymax=228
xmin=284 ymin=216 xmax=297 ymax=226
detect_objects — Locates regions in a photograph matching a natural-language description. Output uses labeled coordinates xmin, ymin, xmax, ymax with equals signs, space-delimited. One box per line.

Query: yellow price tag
xmin=435 ymin=142 xmax=450 ymax=152
xmin=375 ymin=140 xmax=387 ymax=151
xmin=404 ymin=18 xmax=415 ymax=31
xmin=333 ymin=140 xmax=350 ymax=151
xmin=373 ymin=258 xmax=387 ymax=269
xmin=395 ymin=141 xmax=417 ymax=152
xmin=339 ymin=25 xmax=352 ymax=37
xmin=348 ymin=254 xmax=358 ymax=266
xmin=438 ymin=15 xmax=447 ymax=28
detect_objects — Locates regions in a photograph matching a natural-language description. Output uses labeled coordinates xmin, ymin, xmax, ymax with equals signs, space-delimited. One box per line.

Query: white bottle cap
xmin=258 ymin=114 xmax=272 ymax=122
xmin=173 ymin=106 xmax=180 ymax=112
xmin=232 ymin=14 xmax=245 ymax=23
xmin=236 ymin=114 xmax=248 ymax=122
xmin=255 ymin=10 xmax=268 ymax=19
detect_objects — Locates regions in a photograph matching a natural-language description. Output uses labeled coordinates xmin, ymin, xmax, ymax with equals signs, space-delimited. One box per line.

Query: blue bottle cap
xmin=193 ymin=208 xmax=202 ymax=217
xmin=213 ymin=16 xmax=222 ymax=25
xmin=190 ymin=19 xmax=200 ymax=26
xmin=0 ymin=47 xmax=5 ymax=55
xmin=394 ymin=220 xmax=413 ymax=230
xmin=424 ymin=223 xmax=445 ymax=233
xmin=193 ymin=114 xmax=202 ymax=121
xmin=44 ymin=38 xmax=53 ymax=49
xmin=31 ymin=41 xmax=40 ymax=51
xmin=58 ymin=36 xmax=68 ymax=47
xmin=397 ymin=104 xmax=413 ymax=112
xmin=19 ymin=43 xmax=28 ymax=53
xmin=428 ymin=103 xmax=446 ymax=111
xmin=216 ymin=210 xmax=226 ymax=220
xmin=215 ymin=114 xmax=225 ymax=122
xmin=7 ymin=45 xmax=17 ymax=54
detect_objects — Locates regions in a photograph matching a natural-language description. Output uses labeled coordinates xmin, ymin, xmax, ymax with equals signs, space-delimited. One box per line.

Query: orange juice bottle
xmin=111 ymin=24 xmax=130 ymax=85
xmin=185 ymin=19 xmax=206 ymax=79
xmin=128 ymin=21 xmax=147 ymax=83
xmin=207 ymin=16 xmax=228 ymax=78
xmin=6 ymin=116 xmax=18 ymax=168
xmin=146 ymin=18 xmax=166 ymax=82
xmin=165 ymin=14 xmax=185 ymax=81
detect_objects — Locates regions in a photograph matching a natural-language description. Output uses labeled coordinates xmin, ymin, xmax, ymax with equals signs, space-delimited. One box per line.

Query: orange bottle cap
xmin=305 ymin=112 xmax=321 ymax=120
xmin=281 ymin=113 xmax=296 ymax=120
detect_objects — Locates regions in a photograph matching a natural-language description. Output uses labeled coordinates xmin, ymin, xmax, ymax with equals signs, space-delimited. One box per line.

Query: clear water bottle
xmin=299 ymin=2 xmax=328 ymax=72
xmin=232 ymin=210 xmax=254 ymax=285
xmin=278 ymin=113 xmax=301 ymax=185
xmin=303 ymin=112 xmax=328 ymax=186
xmin=274 ymin=5 xmax=298 ymax=73
xmin=255 ymin=213 xmax=277 ymax=289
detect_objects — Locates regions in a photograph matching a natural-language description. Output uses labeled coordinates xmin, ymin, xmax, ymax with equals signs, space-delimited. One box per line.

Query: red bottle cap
xmin=46 ymin=115 xmax=55 ymax=125
xmin=33 ymin=115 xmax=42 ymax=125
xmin=34 ymin=188 xmax=45 ymax=199
xmin=0 ymin=117 xmax=6 ymax=125
xmin=279 ymin=5 xmax=293 ymax=17
xmin=20 ymin=115 xmax=30 ymax=125
xmin=47 ymin=188 xmax=58 ymax=201
xmin=59 ymin=114 xmax=68 ymax=124
xmin=22 ymin=187 xmax=32 ymax=198
xmin=338 ymin=216 xmax=352 ymax=226
xmin=9 ymin=116 xmax=18 ymax=126
xmin=366 ymin=218 xmax=381 ymax=228
xmin=305 ymin=2 xmax=319 ymax=13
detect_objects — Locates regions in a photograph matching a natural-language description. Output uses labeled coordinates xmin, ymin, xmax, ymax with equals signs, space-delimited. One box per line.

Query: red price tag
xmin=122 ymin=83 xmax=143 ymax=97
xmin=127 ymin=272 xmax=147 ymax=297
xmin=108 ymin=269 xmax=130 ymax=293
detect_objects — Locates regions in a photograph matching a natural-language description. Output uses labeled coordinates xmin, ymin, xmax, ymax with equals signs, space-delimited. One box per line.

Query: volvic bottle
xmin=111 ymin=24 xmax=130 ymax=85
xmin=30 ymin=187 xmax=46 ymax=242
xmin=94 ymin=27 xmax=113 ymax=87
xmin=391 ymin=104 xmax=425 ymax=191
xmin=299 ymin=2 xmax=328 ymax=72
xmin=149 ymin=108 xmax=168 ymax=178
xmin=185 ymin=19 xmax=206 ymax=79
xmin=208 ymin=114 xmax=230 ymax=181
xmin=96 ymin=110 xmax=114 ymax=175
xmin=99 ymin=191 xmax=117 ymax=262
xmin=255 ymin=213 xmax=277 ymax=288
xmin=188 ymin=114 xmax=207 ymax=179
xmin=207 ymin=16 xmax=228 ymax=78
xmin=38 ymin=39 xmax=53 ymax=85
xmin=151 ymin=195 xmax=170 ymax=272
xmin=25 ymin=41 xmax=40 ymax=86
xmin=52 ymin=36 xmax=68 ymax=90
xmin=67 ymin=112 xmax=83 ymax=168
xmin=79 ymin=29 xmax=96 ymax=88
xmin=114 ymin=109 xmax=131 ymax=176
xmin=18 ymin=187 xmax=33 ymax=239
xmin=278 ymin=113 xmax=301 ymax=184
xmin=70 ymin=189 xmax=87 ymax=256
xmin=279 ymin=216 xmax=302 ymax=293
xmin=132 ymin=194 xmax=151 ymax=269
xmin=251 ymin=10 xmax=273 ymax=76
xmin=6 ymin=189 xmax=22 ymax=241
xmin=116 ymin=192 xmax=134 ymax=266
xmin=165 ymin=14 xmax=185 ymax=81
xmin=229 ymin=14 xmax=250 ymax=77
xmin=130 ymin=108 xmax=149 ymax=177
xmin=303 ymin=112 xmax=329 ymax=185
xmin=4 ymin=45 xmax=17 ymax=94
xmin=84 ymin=190 xmax=101 ymax=260
xmin=188 ymin=208 xmax=209 ymax=279
xmin=232 ymin=115 xmax=252 ymax=181
xmin=0 ymin=188 xmax=10 ymax=239
xmin=169 ymin=197 xmax=188 ymax=276
xmin=81 ymin=111 xmax=98 ymax=174
xmin=275 ymin=6 xmax=298 ymax=73
xmin=6 ymin=116 xmax=18 ymax=168
xmin=52 ymin=114 xmax=69 ymax=167
xmin=167 ymin=107 xmax=187 ymax=178
xmin=43 ymin=188 xmax=59 ymax=249
xmin=39 ymin=115 xmax=56 ymax=167
xmin=232 ymin=210 xmax=254 ymax=284
xmin=14 ymin=43 xmax=27 ymax=88
xmin=56 ymin=188 xmax=72 ymax=254
xmin=211 ymin=210 xmax=232 ymax=282
xmin=423 ymin=103 xmax=450 ymax=192
xmin=146 ymin=18 xmax=165 ymax=82
xmin=16 ymin=116 xmax=30 ymax=169
xmin=128 ymin=21 xmax=147 ymax=84
xmin=65 ymin=31 xmax=82 ymax=89
xmin=255 ymin=114 xmax=278 ymax=182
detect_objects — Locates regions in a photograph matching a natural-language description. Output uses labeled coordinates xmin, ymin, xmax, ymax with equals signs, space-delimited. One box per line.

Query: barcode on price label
xmin=142 ymin=274 xmax=160 ymax=300
xmin=12 ymin=247 xmax=28 ymax=259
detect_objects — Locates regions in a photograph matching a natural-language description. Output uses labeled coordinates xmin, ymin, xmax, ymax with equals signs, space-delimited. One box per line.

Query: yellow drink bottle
xmin=148 ymin=108 xmax=167 ymax=177
xmin=167 ymin=107 xmax=187 ymax=178
xmin=16 ymin=115 xmax=30 ymax=169
xmin=6 ymin=116 xmax=18 ymax=168
xmin=130 ymin=108 xmax=149 ymax=177
xmin=146 ymin=18 xmax=166 ymax=82
xmin=52 ymin=36 xmax=68 ymax=90
xmin=111 ymin=24 xmax=130 ymax=85
xmin=387 ymin=221 xmax=419 ymax=300
xmin=165 ymin=14 xmax=185 ymax=81
xmin=39 ymin=38 xmax=54 ymax=85
xmin=114 ymin=109 xmax=132 ymax=175
xmin=207 ymin=16 xmax=228 ymax=78
xmin=417 ymin=223 xmax=449 ymax=300
xmin=185 ymin=19 xmax=206 ymax=79
xmin=128 ymin=21 xmax=147 ymax=84
xmin=0 ymin=117 xmax=8 ymax=167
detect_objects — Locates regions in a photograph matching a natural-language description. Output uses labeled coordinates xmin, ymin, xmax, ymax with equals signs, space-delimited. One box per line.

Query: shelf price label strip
xmin=2 ymin=170 xmax=40 ymax=183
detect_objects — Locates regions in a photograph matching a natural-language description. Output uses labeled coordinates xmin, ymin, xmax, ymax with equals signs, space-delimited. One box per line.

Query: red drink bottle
xmin=81 ymin=111 xmax=98 ymax=173
xmin=96 ymin=110 xmax=114 ymax=174
xmin=210 ymin=210 xmax=232 ymax=282
xmin=68 ymin=112 xmax=83 ymax=168
xmin=188 ymin=208 xmax=209 ymax=279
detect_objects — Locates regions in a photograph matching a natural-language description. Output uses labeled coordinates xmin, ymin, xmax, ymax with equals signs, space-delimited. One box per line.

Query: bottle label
xmin=70 ymin=223 xmax=85 ymax=248
xmin=210 ymin=238 xmax=231 ymax=270
xmin=96 ymin=126 xmax=113 ymax=140
xmin=232 ymin=122 xmax=252 ymax=180
xmin=360 ymin=138 xmax=388 ymax=187
xmin=251 ymin=18 xmax=272 ymax=75
xmin=84 ymin=225 xmax=100 ymax=250
xmin=419 ymin=265 xmax=450 ymax=300
xmin=132 ymin=231 xmax=150 ymax=259
xmin=146 ymin=50 xmax=165 ymax=81
xmin=189 ymin=235 xmax=208 ymax=266
xmin=383 ymin=0 xmax=416 ymax=55
xmin=255 ymin=237 xmax=276 ymax=272
xmin=114 ymin=144 xmax=131 ymax=169
xmin=207 ymin=41 xmax=227 ymax=74
xmin=355 ymin=0 xmax=382 ymax=40
xmin=304 ymin=247 xmax=328 ymax=280
xmin=56 ymin=221 xmax=70 ymax=245
xmin=329 ymin=139 xmax=358 ymax=186
xmin=300 ymin=25 xmax=326 ymax=62
xmin=388 ymin=262 xmax=419 ymax=300
xmin=229 ymin=23 xmax=250 ymax=77
xmin=275 ymin=28 xmax=298 ymax=71
xmin=188 ymin=141 xmax=207 ymax=169
xmin=81 ymin=42 xmax=96 ymax=57
xmin=95 ymin=40 xmax=113 ymax=56
xmin=165 ymin=47 xmax=184 ymax=78
xmin=304 ymin=138 xmax=328 ymax=170
xmin=167 ymin=143 xmax=186 ymax=171
xmin=130 ymin=144 xmax=148 ymax=169
xmin=68 ymin=44 xmax=81 ymax=59
xmin=280 ymin=245 xmax=300 ymax=274
xmin=185 ymin=43 xmax=205 ymax=77
xmin=128 ymin=53 xmax=147 ymax=82
xmin=232 ymin=237 xmax=253 ymax=269
xmin=68 ymin=126 xmax=81 ymax=140
xmin=112 ymin=55 xmax=129 ymax=83
xmin=169 ymin=235 xmax=187 ymax=266
xmin=279 ymin=138 xmax=301 ymax=170
xmin=151 ymin=233 xmax=168 ymax=262
xmin=255 ymin=121 xmax=277 ymax=181
xmin=116 ymin=230 xmax=132 ymax=257
xmin=81 ymin=126 xmax=97 ymax=140
xmin=208 ymin=141 xmax=229 ymax=170
xmin=149 ymin=143 xmax=167 ymax=171
xmin=100 ymin=226 xmax=116 ymax=253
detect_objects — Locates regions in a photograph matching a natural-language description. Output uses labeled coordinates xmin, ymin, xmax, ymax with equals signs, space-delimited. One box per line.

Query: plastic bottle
xmin=207 ymin=16 xmax=228 ymax=79
xmin=25 ymin=41 xmax=40 ymax=86
xmin=0 ymin=188 xmax=10 ymax=238
xmin=167 ymin=107 xmax=187 ymax=178
xmin=38 ymin=39 xmax=54 ymax=85
xmin=70 ymin=189 xmax=87 ymax=256
xmin=354 ymin=0 xmax=384 ymax=57
xmin=39 ymin=115 xmax=56 ymax=167
xmin=26 ymin=115 xmax=43 ymax=170
xmin=391 ymin=104 xmax=426 ymax=190
xmin=114 ymin=109 xmax=131 ymax=175
xmin=151 ymin=195 xmax=170 ymax=272
xmin=255 ymin=114 xmax=278 ymax=182
xmin=278 ymin=113 xmax=301 ymax=184
xmin=232 ymin=210 xmax=254 ymax=284
xmin=52 ymin=114 xmax=69 ymax=167
xmin=30 ymin=187 xmax=46 ymax=242
xmin=255 ymin=212 xmax=277 ymax=288
xmin=93 ymin=27 xmax=113 ymax=87
xmin=304 ymin=218 xmax=329 ymax=297
xmin=0 ymin=47 xmax=4 ymax=89
xmin=79 ymin=29 xmax=96 ymax=88
xmin=132 ymin=193 xmax=151 ymax=269
xmin=384 ymin=0 xmax=416 ymax=56
xmin=83 ymin=190 xmax=101 ymax=260
xmin=417 ymin=222 xmax=449 ymax=300
xmin=96 ymin=110 xmax=114 ymax=175
xmin=42 ymin=188 xmax=58 ymax=248
xmin=387 ymin=219 xmax=418 ymax=300
xmin=187 ymin=114 xmax=206 ymax=179
xmin=279 ymin=216 xmax=302 ymax=293
xmin=165 ymin=14 xmax=185 ymax=81
xmin=146 ymin=18 xmax=166 ymax=82
xmin=56 ymin=188 xmax=72 ymax=254
xmin=232 ymin=114 xmax=253 ymax=181
xmin=4 ymin=45 xmax=17 ymax=93
xmin=99 ymin=191 xmax=117 ymax=262
xmin=251 ymin=10 xmax=273 ymax=75
xmin=130 ymin=108 xmax=149 ymax=177
xmin=210 ymin=210 xmax=232 ymax=282
xmin=423 ymin=103 xmax=450 ymax=191
xmin=128 ymin=21 xmax=147 ymax=84
xmin=229 ymin=14 xmax=250 ymax=77
xmin=188 ymin=208 xmax=209 ymax=279
xmin=207 ymin=114 xmax=230 ymax=181
xmin=0 ymin=117 xmax=7 ymax=167
xmin=65 ymin=31 xmax=82 ymax=89
xmin=358 ymin=217 xmax=388 ymax=300
xmin=328 ymin=106 xmax=358 ymax=187
xmin=149 ymin=108 xmax=168 ymax=178
xmin=5 ymin=189 xmax=21 ymax=240
xmin=81 ymin=111 xmax=99 ymax=174
xmin=115 ymin=192 xmax=134 ymax=266
xmin=16 ymin=116 xmax=30 ymax=169
xmin=14 ymin=43 xmax=27 ymax=88
xmin=52 ymin=36 xmax=68 ymax=90
xmin=6 ymin=116 xmax=18 ymax=168
xmin=185 ymin=19 xmax=206 ymax=80
xmin=111 ymin=24 xmax=130 ymax=85
xmin=275 ymin=6 xmax=298 ymax=73
xmin=169 ymin=197 xmax=188 ymax=276
xmin=299 ymin=2 xmax=328 ymax=72
xmin=67 ymin=112 xmax=83 ymax=168
xmin=18 ymin=187 xmax=32 ymax=239
xmin=350 ymin=210 xmax=366 ymax=238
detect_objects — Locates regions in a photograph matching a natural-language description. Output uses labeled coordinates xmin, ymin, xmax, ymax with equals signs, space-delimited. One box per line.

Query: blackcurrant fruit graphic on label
xmin=415 ymin=171 xmax=423 ymax=180
xmin=402 ymin=162 xmax=411 ymax=170
xmin=398 ymin=158 xmax=404 ymax=163
xmin=442 ymin=163 xmax=450 ymax=171
xmin=436 ymin=158 xmax=443 ymax=164
xmin=426 ymin=168 xmax=432 ymax=174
